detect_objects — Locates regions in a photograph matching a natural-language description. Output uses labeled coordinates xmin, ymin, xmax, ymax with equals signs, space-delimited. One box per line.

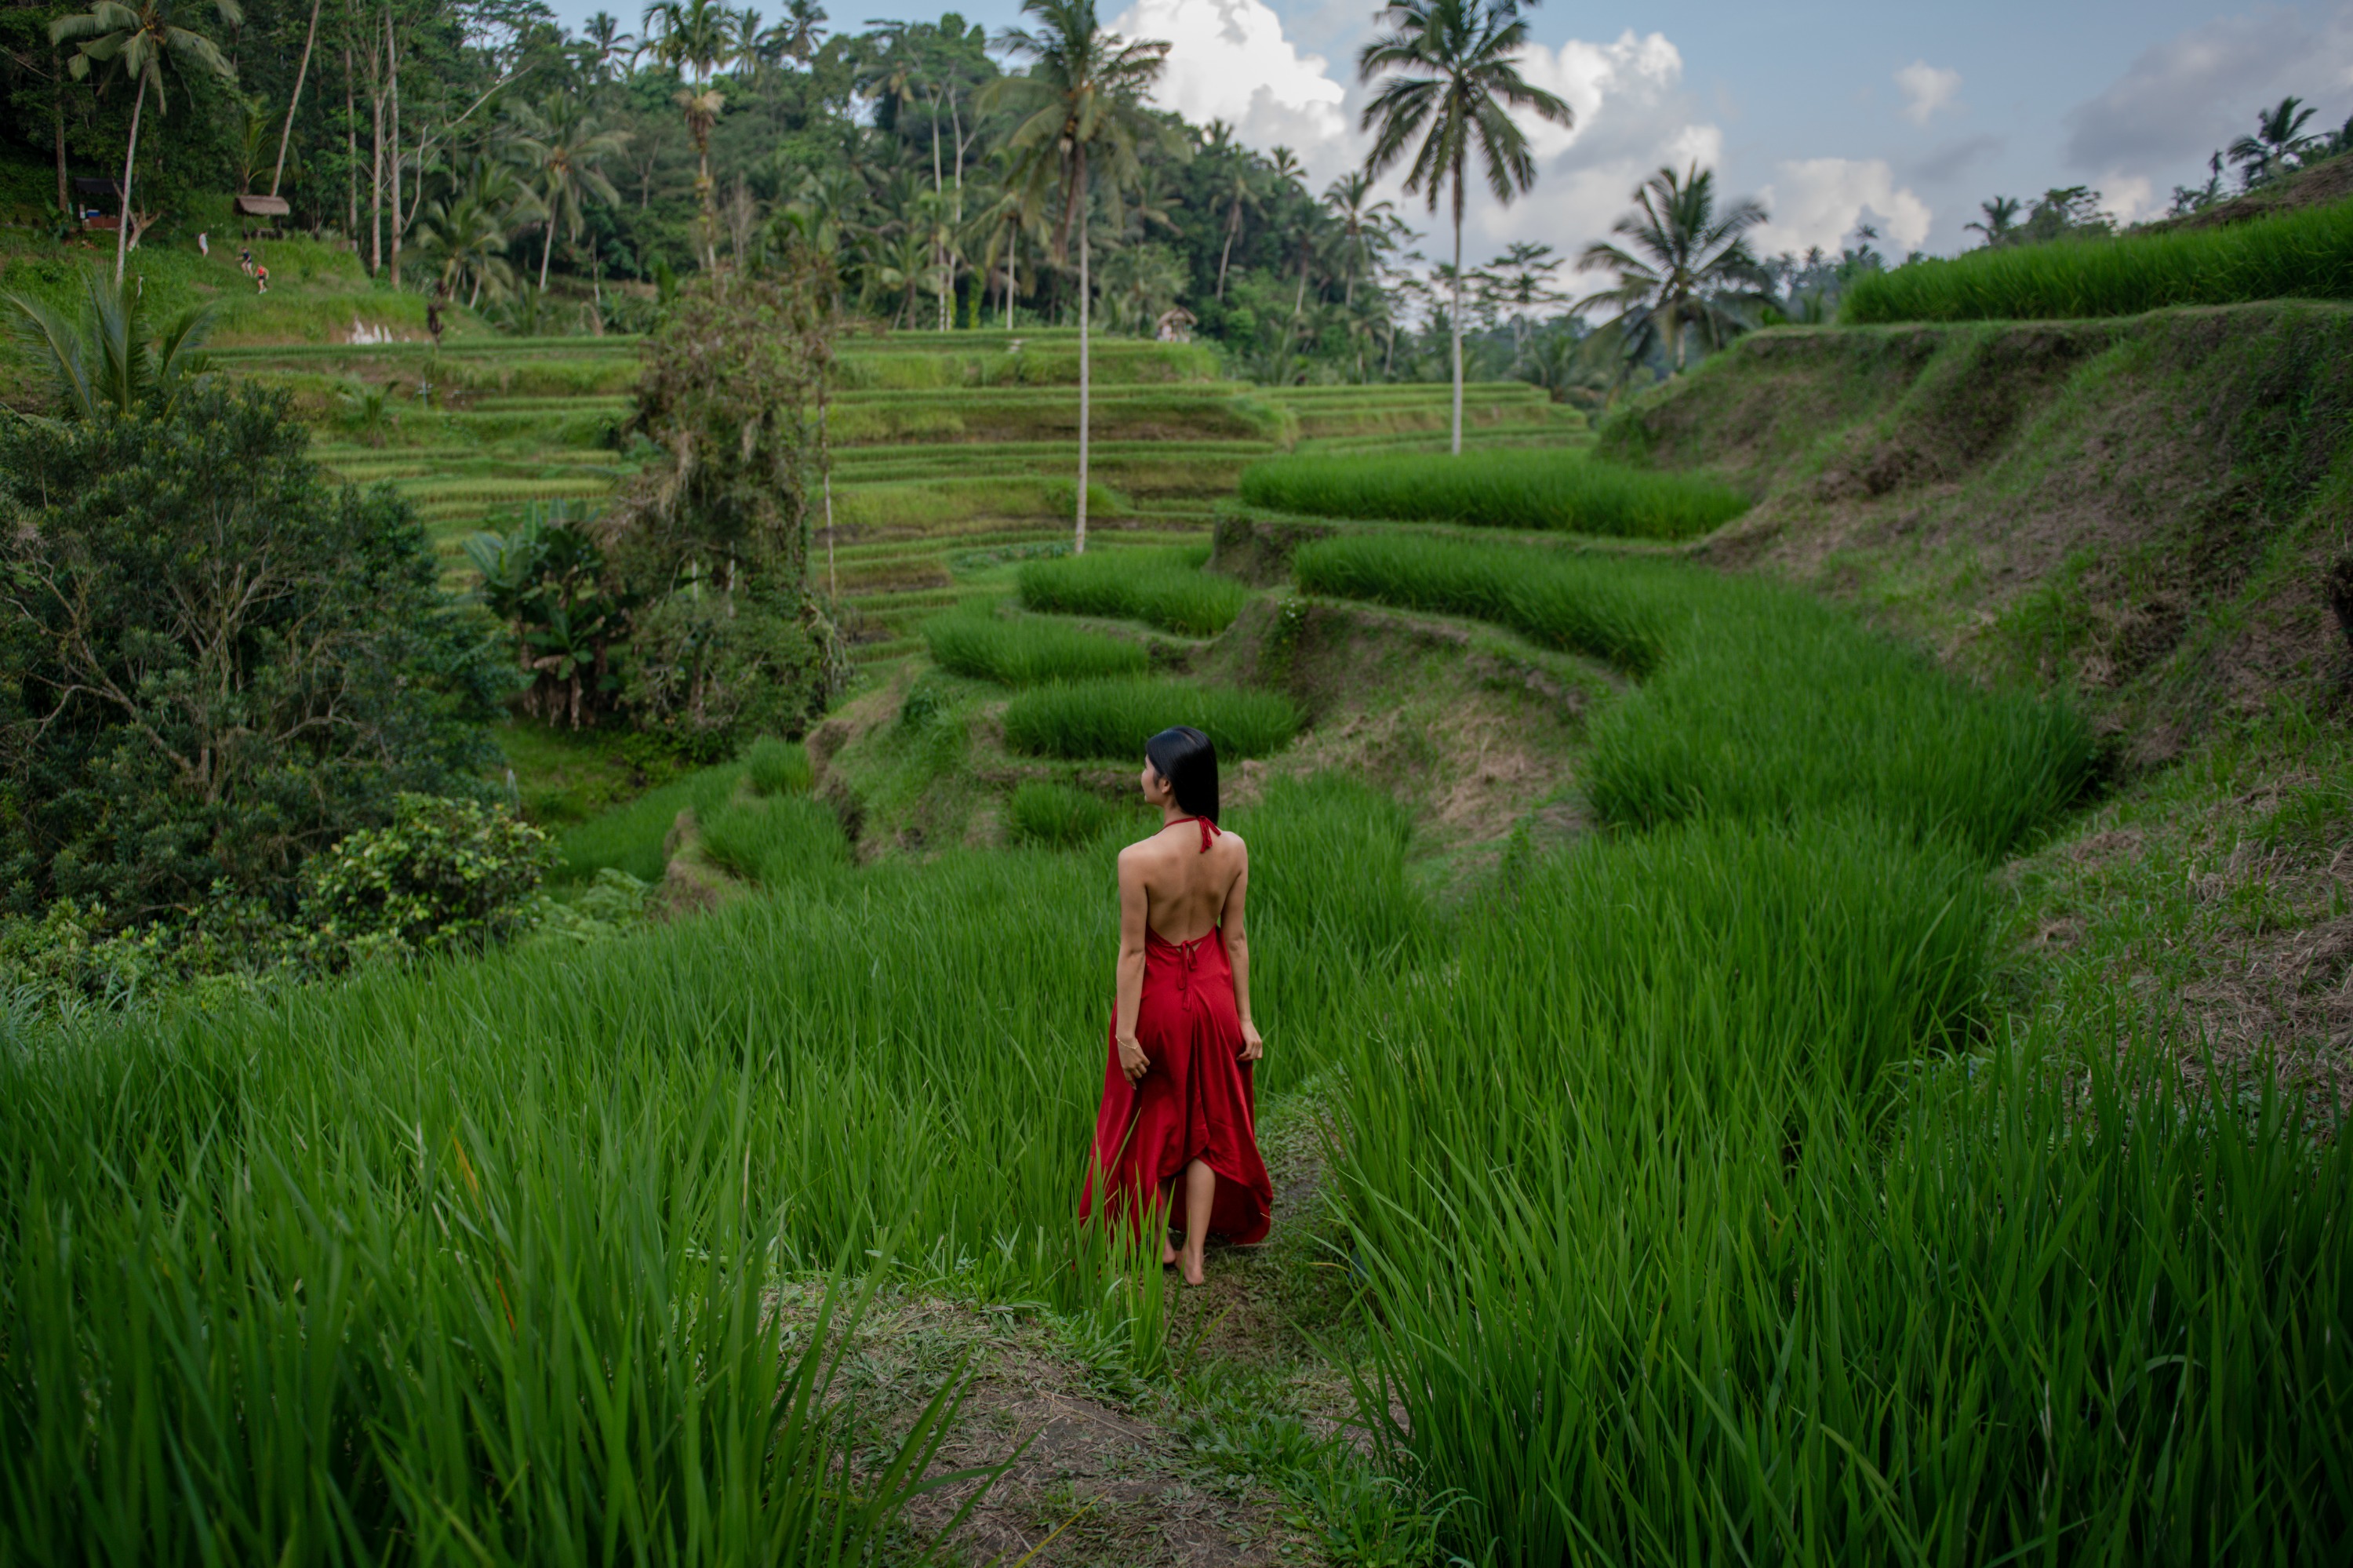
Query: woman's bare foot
xmin=1162 ymin=1239 xmax=1180 ymax=1267
xmin=1180 ymin=1248 xmax=1207 ymax=1286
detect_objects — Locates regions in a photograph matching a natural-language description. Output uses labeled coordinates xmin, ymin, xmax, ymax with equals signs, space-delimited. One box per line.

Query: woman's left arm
xmin=1224 ymin=850 xmax=1263 ymax=1062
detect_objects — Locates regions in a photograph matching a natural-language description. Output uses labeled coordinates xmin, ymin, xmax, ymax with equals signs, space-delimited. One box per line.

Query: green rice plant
xmin=1326 ymin=812 xmax=2353 ymax=1562
xmin=1006 ymin=780 xmax=1133 ymax=846
xmin=1844 ymin=198 xmax=2353 ymax=322
xmin=700 ymin=795 xmax=849 ymax=886
xmin=1000 ymin=677 xmax=1303 ymax=761
xmin=1016 ymin=547 xmax=1251 ymax=636
xmin=1240 ymin=448 xmax=1747 ymax=539
xmin=1294 ymin=533 xmax=2094 ymax=855
xmin=745 ymin=736 xmax=816 ymax=795
xmin=0 ymin=776 xmax=1417 ymax=1554
xmin=924 ymin=612 xmax=1148 ymax=685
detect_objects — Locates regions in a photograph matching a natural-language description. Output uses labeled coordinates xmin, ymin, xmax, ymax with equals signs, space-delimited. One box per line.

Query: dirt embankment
xmin=1603 ymin=305 xmax=2353 ymax=763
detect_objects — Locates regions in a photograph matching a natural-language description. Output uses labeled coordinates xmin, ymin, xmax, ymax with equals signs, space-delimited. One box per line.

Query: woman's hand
xmin=1118 ymin=1033 xmax=1151 ymax=1082
xmin=1238 ymin=1022 xmax=1264 ymax=1063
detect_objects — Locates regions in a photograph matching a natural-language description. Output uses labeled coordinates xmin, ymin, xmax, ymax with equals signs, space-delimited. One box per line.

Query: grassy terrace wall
xmin=1595 ymin=302 xmax=2353 ymax=751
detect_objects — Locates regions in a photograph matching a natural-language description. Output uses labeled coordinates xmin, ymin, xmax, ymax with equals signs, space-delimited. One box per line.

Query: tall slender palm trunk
xmin=271 ymin=0 xmax=324 ymax=198
xmin=1075 ymin=143 xmax=1089 ymax=555
xmin=1449 ymin=187 xmax=1464 ymax=456
xmin=113 ymin=73 xmax=147 ymax=283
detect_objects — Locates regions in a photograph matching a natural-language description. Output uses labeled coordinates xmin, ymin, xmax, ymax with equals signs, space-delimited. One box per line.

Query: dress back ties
xmin=1170 ymin=814 xmax=1220 ymax=853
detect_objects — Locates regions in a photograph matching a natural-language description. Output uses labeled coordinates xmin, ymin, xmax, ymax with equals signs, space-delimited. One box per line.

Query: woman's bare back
xmin=1120 ymin=821 xmax=1248 ymax=944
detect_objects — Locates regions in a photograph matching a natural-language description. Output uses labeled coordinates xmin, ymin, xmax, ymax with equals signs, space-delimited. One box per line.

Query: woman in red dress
xmin=1080 ymin=726 xmax=1274 ymax=1285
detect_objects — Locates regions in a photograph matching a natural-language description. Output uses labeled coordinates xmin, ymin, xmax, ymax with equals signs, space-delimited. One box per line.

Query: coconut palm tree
xmin=2229 ymin=96 xmax=2320 ymax=187
xmin=49 ymin=0 xmax=242 ymax=284
xmin=509 ymin=93 xmax=631 ymax=289
xmin=1965 ymin=195 xmax=2023 ymax=247
xmin=1323 ymin=170 xmax=1396 ymax=307
xmin=419 ymin=160 xmax=540 ymax=307
xmin=1357 ymin=0 xmax=1570 ymax=453
xmin=773 ymin=0 xmax=825 ymax=64
xmin=984 ymin=0 xmax=1176 ymax=555
xmin=580 ymin=11 xmax=635 ymax=80
xmin=4 ymin=265 xmax=215 ymax=420
xmin=1576 ymin=162 xmax=1769 ymax=377
xmin=1486 ymin=238 xmax=1562 ymax=355
xmin=641 ymin=0 xmax=731 ymax=266
xmin=1203 ymin=126 xmax=1264 ymax=302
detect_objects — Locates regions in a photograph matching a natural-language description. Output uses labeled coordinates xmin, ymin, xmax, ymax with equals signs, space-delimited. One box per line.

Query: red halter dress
xmin=1080 ymin=815 xmax=1275 ymax=1246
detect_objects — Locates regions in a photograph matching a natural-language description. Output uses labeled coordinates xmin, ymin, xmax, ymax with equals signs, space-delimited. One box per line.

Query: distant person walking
xmin=196 ymin=231 xmax=209 ymax=257
xmin=238 ymin=246 xmax=253 ymax=276
xmin=427 ymin=289 xmax=446 ymax=347
xmin=253 ymin=262 xmax=269 ymax=295
xmin=1080 ymin=726 xmax=1273 ymax=1286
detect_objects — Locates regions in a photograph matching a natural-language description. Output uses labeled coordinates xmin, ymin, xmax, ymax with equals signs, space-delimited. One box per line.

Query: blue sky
xmin=547 ymin=0 xmax=2353 ymax=260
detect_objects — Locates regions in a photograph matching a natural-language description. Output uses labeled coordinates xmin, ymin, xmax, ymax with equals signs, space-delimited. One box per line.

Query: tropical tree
xmin=49 ymin=0 xmax=242 ymax=284
xmin=1203 ymin=125 xmax=1264 ymax=302
xmin=773 ymin=0 xmax=826 ymax=63
xmin=1357 ymin=0 xmax=1571 ymax=453
xmin=4 ymin=267 xmax=216 ymax=421
xmin=418 ymin=160 xmax=540 ymax=307
xmin=1576 ymin=162 xmax=1769 ymax=376
xmin=509 ymin=93 xmax=631 ymax=289
xmin=985 ymin=0 xmax=1176 ymax=554
xmin=1965 ymin=195 xmax=2023 ymax=246
xmin=1485 ymin=238 xmax=1563 ymax=355
xmin=2229 ymin=96 xmax=2320 ymax=187
xmin=1323 ymin=170 xmax=1396 ymax=307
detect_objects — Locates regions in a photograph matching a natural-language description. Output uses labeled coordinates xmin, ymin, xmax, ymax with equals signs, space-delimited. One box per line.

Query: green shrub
xmin=698 ymin=795 xmax=848 ymax=886
xmin=1843 ymin=198 xmax=2353 ymax=322
xmin=744 ymin=737 xmax=816 ymax=796
xmin=298 ymin=795 xmax=553 ymax=965
xmin=1016 ymin=548 xmax=1250 ymax=635
xmin=1006 ymin=780 xmax=1130 ymax=846
xmin=1000 ymin=678 xmax=1303 ymax=760
xmin=923 ymin=613 xmax=1148 ymax=685
xmin=1238 ymin=448 xmax=1749 ymax=539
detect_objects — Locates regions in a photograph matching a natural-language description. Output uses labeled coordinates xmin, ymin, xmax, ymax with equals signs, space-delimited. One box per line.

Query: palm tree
xmin=985 ymin=0 xmax=1176 ymax=555
xmin=773 ymin=0 xmax=825 ymax=64
xmin=1486 ymin=238 xmax=1562 ymax=355
xmin=2229 ymin=96 xmax=2319 ymax=187
xmin=509 ymin=93 xmax=630 ymax=289
xmin=1576 ymin=163 xmax=1769 ymax=377
xmin=49 ymin=0 xmax=242 ymax=284
xmin=5 ymin=266 xmax=215 ymax=420
xmin=1322 ymin=170 xmax=1396 ymax=307
xmin=419 ymin=160 xmax=540 ymax=307
xmin=580 ymin=11 xmax=635 ymax=80
xmin=1965 ymin=195 xmax=2022 ymax=247
xmin=1357 ymin=0 xmax=1570 ymax=454
xmin=641 ymin=0 xmax=731 ymax=267
xmin=1204 ymin=126 xmax=1264 ymax=302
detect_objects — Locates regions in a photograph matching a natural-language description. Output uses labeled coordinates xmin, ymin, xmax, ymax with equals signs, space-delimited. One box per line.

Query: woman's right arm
xmin=1112 ymin=848 xmax=1151 ymax=1082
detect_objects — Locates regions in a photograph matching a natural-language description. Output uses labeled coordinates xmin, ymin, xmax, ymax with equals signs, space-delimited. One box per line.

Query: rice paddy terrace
xmin=208 ymin=329 xmax=1581 ymax=671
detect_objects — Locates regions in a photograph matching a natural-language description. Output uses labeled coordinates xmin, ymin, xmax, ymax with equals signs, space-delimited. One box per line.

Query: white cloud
xmin=1753 ymin=158 xmax=1933 ymax=256
xmin=1114 ymin=0 xmax=1352 ymax=176
xmin=1453 ymin=31 xmax=1727 ymax=267
xmin=2064 ymin=6 xmax=2353 ymax=219
xmin=1894 ymin=60 xmax=1962 ymax=125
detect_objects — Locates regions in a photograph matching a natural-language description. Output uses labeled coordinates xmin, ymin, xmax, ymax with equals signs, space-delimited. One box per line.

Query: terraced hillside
xmin=209 ymin=329 xmax=1581 ymax=670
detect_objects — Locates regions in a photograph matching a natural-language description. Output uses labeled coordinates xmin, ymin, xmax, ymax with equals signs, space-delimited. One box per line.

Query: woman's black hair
xmin=1145 ymin=726 xmax=1220 ymax=824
